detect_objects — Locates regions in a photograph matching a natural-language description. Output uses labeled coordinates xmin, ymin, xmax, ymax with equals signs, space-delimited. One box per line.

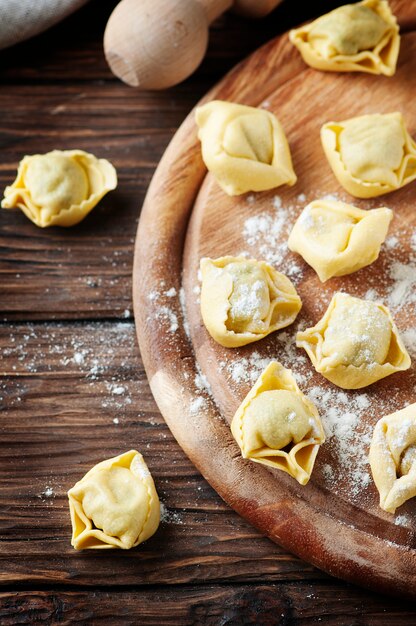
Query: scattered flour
xmin=190 ymin=396 xmax=207 ymax=414
xmin=387 ymin=261 xmax=416 ymax=310
xmin=307 ymin=385 xmax=373 ymax=497
xmin=385 ymin=235 xmax=399 ymax=250
xmin=402 ymin=327 xmax=416 ymax=357
xmin=159 ymin=502 xmax=184 ymax=525
xmin=394 ymin=514 xmax=411 ymax=527
xmin=242 ymin=197 xmax=304 ymax=280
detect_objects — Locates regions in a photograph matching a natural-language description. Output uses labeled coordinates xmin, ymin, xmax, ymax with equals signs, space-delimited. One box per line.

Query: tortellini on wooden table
xmin=321 ymin=112 xmax=416 ymax=198
xmin=231 ymin=361 xmax=325 ymax=485
xmin=296 ymin=292 xmax=410 ymax=389
xmin=2 ymin=149 xmax=117 ymax=227
xmin=200 ymin=256 xmax=302 ymax=348
xmin=289 ymin=0 xmax=400 ymax=76
xmin=195 ymin=100 xmax=296 ymax=196
xmin=288 ymin=199 xmax=393 ymax=281
xmin=68 ymin=450 xmax=160 ymax=550
xmin=369 ymin=403 xmax=416 ymax=513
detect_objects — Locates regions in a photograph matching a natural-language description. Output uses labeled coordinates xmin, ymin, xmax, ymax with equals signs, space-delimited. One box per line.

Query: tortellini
xmin=296 ymin=292 xmax=410 ymax=389
xmin=369 ymin=403 xmax=416 ymax=513
xmin=195 ymin=100 xmax=296 ymax=196
xmin=231 ymin=361 xmax=325 ymax=485
xmin=288 ymin=199 xmax=393 ymax=282
xmin=321 ymin=113 xmax=416 ymax=198
xmin=68 ymin=450 xmax=160 ymax=550
xmin=200 ymin=256 xmax=302 ymax=348
xmin=289 ymin=0 xmax=400 ymax=76
xmin=2 ymin=149 xmax=117 ymax=227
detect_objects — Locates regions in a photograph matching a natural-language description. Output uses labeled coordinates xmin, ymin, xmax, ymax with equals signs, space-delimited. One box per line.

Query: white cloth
xmin=0 ymin=0 xmax=90 ymax=50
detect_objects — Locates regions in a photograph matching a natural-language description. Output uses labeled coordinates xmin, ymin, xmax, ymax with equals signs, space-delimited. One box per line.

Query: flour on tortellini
xmin=288 ymin=200 xmax=392 ymax=281
xmin=321 ymin=113 xmax=416 ymax=198
xmin=68 ymin=450 xmax=160 ymax=550
xmin=369 ymin=403 xmax=416 ymax=513
xmin=195 ymin=100 xmax=296 ymax=196
xmin=231 ymin=361 xmax=325 ymax=485
xmin=2 ymin=149 xmax=117 ymax=227
xmin=200 ymin=256 xmax=302 ymax=347
xmin=289 ymin=0 xmax=400 ymax=76
xmin=296 ymin=293 xmax=410 ymax=389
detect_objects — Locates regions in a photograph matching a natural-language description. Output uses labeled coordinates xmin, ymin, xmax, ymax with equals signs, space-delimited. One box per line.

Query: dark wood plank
xmin=0 ymin=321 xmax=322 ymax=586
xmin=2 ymin=1 xmax=399 ymax=83
xmin=1 ymin=582 xmax=416 ymax=625
xmin=1 ymin=0 xmax=411 ymax=321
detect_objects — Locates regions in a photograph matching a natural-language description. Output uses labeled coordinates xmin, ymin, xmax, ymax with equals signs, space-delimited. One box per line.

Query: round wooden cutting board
xmin=133 ymin=9 xmax=416 ymax=598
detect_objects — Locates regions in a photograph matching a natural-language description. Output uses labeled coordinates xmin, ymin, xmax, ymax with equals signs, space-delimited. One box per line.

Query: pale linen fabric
xmin=0 ymin=0 xmax=90 ymax=50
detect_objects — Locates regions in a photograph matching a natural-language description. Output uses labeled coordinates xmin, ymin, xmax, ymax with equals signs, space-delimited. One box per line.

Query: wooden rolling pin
xmin=104 ymin=0 xmax=283 ymax=89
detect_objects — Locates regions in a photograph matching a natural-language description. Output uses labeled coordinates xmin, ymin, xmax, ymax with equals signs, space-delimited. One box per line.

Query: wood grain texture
xmin=1 ymin=583 xmax=416 ymax=625
xmin=2 ymin=0 xmax=416 ymax=622
xmin=0 ymin=0 xmax=412 ymax=321
xmin=0 ymin=322 xmax=320 ymax=587
xmin=0 ymin=0 xmax=355 ymax=322
xmin=134 ymin=12 xmax=416 ymax=601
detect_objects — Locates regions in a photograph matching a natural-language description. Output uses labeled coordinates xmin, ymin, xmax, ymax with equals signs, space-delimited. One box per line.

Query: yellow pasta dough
xmin=195 ymin=100 xmax=296 ymax=196
xmin=231 ymin=361 xmax=325 ymax=485
xmin=296 ymin=292 xmax=410 ymax=389
xmin=289 ymin=0 xmax=400 ymax=76
xmin=68 ymin=450 xmax=160 ymax=550
xmin=321 ymin=112 xmax=416 ymax=198
xmin=2 ymin=149 xmax=117 ymax=227
xmin=369 ymin=403 xmax=416 ymax=513
xmin=200 ymin=256 xmax=302 ymax=348
xmin=288 ymin=199 xmax=393 ymax=281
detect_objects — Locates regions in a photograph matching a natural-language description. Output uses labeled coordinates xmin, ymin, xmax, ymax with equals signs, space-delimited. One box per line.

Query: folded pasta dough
xmin=289 ymin=0 xmax=400 ymax=76
xmin=200 ymin=256 xmax=302 ymax=348
xmin=195 ymin=100 xmax=296 ymax=196
xmin=231 ymin=361 xmax=325 ymax=485
xmin=369 ymin=403 xmax=416 ymax=513
xmin=68 ymin=450 xmax=160 ymax=550
xmin=2 ymin=149 xmax=117 ymax=227
xmin=321 ymin=112 xmax=416 ymax=198
xmin=288 ymin=199 xmax=393 ymax=281
xmin=296 ymin=292 xmax=410 ymax=389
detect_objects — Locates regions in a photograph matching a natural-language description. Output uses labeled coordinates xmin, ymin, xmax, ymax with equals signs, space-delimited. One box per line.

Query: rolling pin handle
xmin=104 ymin=0 xmax=282 ymax=89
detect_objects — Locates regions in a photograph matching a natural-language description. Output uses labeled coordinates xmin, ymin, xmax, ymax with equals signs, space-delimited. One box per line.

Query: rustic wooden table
xmin=1 ymin=0 xmax=416 ymax=623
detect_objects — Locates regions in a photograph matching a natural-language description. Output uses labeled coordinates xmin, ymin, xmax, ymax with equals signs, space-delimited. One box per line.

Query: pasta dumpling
xmin=68 ymin=450 xmax=160 ymax=550
xmin=296 ymin=292 xmax=410 ymax=389
xmin=200 ymin=256 xmax=302 ymax=348
xmin=321 ymin=113 xmax=416 ymax=198
xmin=369 ymin=403 xmax=416 ymax=513
xmin=289 ymin=0 xmax=400 ymax=76
xmin=231 ymin=361 xmax=325 ymax=485
xmin=288 ymin=199 xmax=393 ymax=281
xmin=195 ymin=100 xmax=296 ymax=196
xmin=2 ymin=149 xmax=117 ymax=227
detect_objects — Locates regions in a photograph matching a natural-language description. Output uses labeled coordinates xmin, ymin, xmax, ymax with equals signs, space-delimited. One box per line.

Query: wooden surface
xmin=1 ymin=0 xmax=416 ymax=623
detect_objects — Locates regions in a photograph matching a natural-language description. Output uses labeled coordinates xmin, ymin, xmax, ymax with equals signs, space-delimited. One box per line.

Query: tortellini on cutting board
xmin=321 ymin=113 xmax=416 ymax=198
xmin=200 ymin=256 xmax=302 ymax=348
xmin=289 ymin=0 xmax=400 ymax=76
xmin=296 ymin=292 xmax=410 ymax=389
xmin=68 ymin=450 xmax=160 ymax=550
xmin=369 ymin=403 xmax=416 ymax=513
xmin=2 ymin=149 xmax=117 ymax=227
xmin=288 ymin=199 xmax=393 ymax=281
xmin=231 ymin=361 xmax=325 ymax=485
xmin=195 ymin=100 xmax=296 ymax=196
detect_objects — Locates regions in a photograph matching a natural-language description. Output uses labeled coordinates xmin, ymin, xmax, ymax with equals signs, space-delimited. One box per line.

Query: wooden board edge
xmin=133 ymin=30 xmax=416 ymax=599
